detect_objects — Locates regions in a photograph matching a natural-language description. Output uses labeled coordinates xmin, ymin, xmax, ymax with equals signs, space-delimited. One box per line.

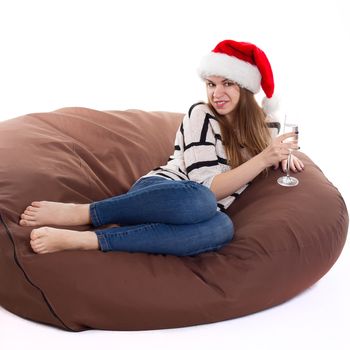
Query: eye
xmin=224 ymin=81 xmax=236 ymax=87
xmin=206 ymin=82 xmax=215 ymax=88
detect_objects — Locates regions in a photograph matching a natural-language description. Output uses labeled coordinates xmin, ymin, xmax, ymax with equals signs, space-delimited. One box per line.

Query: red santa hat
xmin=198 ymin=39 xmax=279 ymax=116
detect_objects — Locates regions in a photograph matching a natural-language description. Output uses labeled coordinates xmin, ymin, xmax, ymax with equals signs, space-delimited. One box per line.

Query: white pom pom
xmin=262 ymin=94 xmax=280 ymax=116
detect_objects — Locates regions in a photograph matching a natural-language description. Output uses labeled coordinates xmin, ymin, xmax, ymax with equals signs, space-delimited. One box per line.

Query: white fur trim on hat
xmin=262 ymin=94 xmax=280 ymax=115
xmin=198 ymin=52 xmax=262 ymax=93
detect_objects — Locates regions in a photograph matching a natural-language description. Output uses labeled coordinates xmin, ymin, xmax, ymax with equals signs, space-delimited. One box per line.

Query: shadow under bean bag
xmin=0 ymin=107 xmax=348 ymax=331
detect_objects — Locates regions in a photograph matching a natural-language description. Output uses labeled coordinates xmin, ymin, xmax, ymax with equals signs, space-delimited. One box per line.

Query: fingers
xmin=289 ymin=159 xmax=297 ymax=172
xmin=281 ymin=156 xmax=305 ymax=173
xmin=281 ymin=158 xmax=297 ymax=172
xmin=273 ymin=133 xmax=298 ymax=151
xmin=279 ymin=143 xmax=297 ymax=156
xmin=278 ymin=140 xmax=299 ymax=150
xmin=264 ymin=135 xmax=301 ymax=168
xmin=277 ymin=132 xmax=297 ymax=142
xmin=294 ymin=157 xmax=304 ymax=172
xmin=281 ymin=159 xmax=288 ymax=172
xmin=287 ymin=142 xmax=299 ymax=151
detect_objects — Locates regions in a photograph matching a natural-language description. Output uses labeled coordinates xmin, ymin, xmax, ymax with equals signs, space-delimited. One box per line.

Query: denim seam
xmin=117 ymin=183 xmax=214 ymax=204
xmin=93 ymin=181 xmax=209 ymax=224
xmin=90 ymin=203 xmax=102 ymax=227
xmin=94 ymin=225 xmax=159 ymax=252
xmin=95 ymin=230 xmax=110 ymax=251
xmin=92 ymin=182 xmax=215 ymax=226
xmin=94 ymin=222 xmax=232 ymax=256
xmin=100 ymin=223 xmax=159 ymax=239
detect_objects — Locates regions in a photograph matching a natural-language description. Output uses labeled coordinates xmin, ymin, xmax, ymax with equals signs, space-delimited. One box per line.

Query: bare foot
xmin=30 ymin=226 xmax=99 ymax=254
xmin=19 ymin=201 xmax=91 ymax=227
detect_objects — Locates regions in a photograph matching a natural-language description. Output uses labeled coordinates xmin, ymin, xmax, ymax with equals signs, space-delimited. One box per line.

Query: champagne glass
xmin=277 ymin=116 xmax=299 ymax=187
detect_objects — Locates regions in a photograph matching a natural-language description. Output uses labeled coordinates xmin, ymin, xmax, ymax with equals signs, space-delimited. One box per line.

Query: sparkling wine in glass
xmin=277 ymin=119 xmax=299 ymax=187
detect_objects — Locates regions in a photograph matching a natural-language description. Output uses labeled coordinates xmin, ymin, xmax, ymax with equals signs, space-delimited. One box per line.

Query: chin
xmin=214 ymin=108 xmax=233 ymax=117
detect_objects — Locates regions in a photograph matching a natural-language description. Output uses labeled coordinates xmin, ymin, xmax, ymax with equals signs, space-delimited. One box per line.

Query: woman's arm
xmin=210 ymin=154 xmax=266 ymax=201
xmin=210 ymin=132 xmax=297 ymax=201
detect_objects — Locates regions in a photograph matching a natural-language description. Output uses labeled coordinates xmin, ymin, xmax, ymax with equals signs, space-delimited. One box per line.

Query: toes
xmin=30 ymin=239 xmax=40 ymax=249
xmin=21 ymin=213 xmax=36 ymax=221
xmin=26 ymin=207 xmax=39 ymax=213
xmin=19 ymin=219 xmax=27 ymax=226
xmin=30 ymin=242 xmax=45 ymax=254
xmin=30 ymin=228 xmax=44 ymax=240
xmin=31 ymin=201 xmax=42 ymax=207
xmin=19 ymin=219 xmax=36 ymax=226
xmin=30 ymin=240 xmax=44 ymax=252
xmin=30 ymin=231 xmax=38 ymax=241
xmin=30 ymin=228 xmax=51 ymax=254
xmin=24 ymin=209 xmax=36 ymax=216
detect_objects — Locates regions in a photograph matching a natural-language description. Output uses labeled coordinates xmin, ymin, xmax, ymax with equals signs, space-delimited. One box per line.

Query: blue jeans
xmin=89 ymin=176 xmax=234 ymax=256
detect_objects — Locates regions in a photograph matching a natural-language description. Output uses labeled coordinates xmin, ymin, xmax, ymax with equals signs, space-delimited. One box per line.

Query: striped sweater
xmin=143 ymin=102 xmax=280 ymax=211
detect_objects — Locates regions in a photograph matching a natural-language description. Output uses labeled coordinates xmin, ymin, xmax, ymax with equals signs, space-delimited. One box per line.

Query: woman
xmin=19 ymin=39 xmax=303 ymax=255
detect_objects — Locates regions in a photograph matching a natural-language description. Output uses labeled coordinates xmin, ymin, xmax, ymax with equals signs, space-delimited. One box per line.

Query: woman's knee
xmin=180 ymin=213 xmax=234 ymax=256
xmin=183 ymin=181 xmax=218 ymax=218
xmin=213 ymin=212 xmax=234 ymax=243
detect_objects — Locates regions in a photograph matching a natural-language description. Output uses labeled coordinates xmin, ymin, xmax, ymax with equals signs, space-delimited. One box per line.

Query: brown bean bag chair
xmin=0 ymin=107 xmax=348 ymax=331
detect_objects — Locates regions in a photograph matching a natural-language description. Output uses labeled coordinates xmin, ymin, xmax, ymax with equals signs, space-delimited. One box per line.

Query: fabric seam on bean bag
xmin=0 ymin=212 xmax=75 ymax=332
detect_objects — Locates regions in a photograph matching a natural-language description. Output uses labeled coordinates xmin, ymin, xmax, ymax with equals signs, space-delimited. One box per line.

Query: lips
xmin=214 ymin=101 xmax=229 ymax=108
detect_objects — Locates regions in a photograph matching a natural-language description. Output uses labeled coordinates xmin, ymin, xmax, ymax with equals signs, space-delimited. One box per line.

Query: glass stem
xmin=286 ymin=150 xmax=292 ymax=178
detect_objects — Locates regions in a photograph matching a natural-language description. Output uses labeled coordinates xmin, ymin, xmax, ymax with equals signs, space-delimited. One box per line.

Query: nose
xmin=213 ymin=84 xmax=225 ymax=99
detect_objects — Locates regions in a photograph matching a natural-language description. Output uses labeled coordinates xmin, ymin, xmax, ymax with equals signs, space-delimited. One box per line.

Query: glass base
xmin=277 ymin=175 xmax=299 ymax=187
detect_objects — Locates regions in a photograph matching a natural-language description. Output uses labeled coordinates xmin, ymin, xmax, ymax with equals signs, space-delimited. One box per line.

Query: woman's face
xmin=205 ymin=76 xmax=240 ymax=118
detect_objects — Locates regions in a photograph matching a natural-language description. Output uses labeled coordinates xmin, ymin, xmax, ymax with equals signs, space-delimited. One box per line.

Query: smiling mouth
xmin=214 ymin=101 xmax=229 ymax=108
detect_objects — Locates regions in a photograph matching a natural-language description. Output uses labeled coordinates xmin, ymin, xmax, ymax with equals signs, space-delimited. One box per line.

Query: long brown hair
xmin=208 ymin=87 xmax=271 ymax=169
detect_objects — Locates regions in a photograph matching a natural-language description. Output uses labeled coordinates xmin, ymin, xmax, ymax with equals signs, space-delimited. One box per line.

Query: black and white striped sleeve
xmin=182 ymin=105 xmax=223 ymax=189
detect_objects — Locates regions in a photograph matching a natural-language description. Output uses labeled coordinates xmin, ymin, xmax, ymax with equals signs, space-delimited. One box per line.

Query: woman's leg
xmin=19 ymin=177 xmax=217 ymax=228
xmin=90 ymin=176 xmax=218 ymax=227
xmin=30 ymin=211 xmax=234 ymax=256
xmin=95 ymin=211 xmax=234 ymax=256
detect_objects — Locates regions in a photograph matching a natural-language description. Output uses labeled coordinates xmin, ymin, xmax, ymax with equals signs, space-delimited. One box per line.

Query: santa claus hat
xmin=198 ymin=39 xmax=279 ymax=116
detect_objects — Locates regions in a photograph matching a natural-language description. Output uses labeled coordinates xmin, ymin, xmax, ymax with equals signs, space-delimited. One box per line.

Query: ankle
xmin=80 ymin=231 xmax=99 ymax=250
xmin=75 ymin=203 xmax=91 ymax=225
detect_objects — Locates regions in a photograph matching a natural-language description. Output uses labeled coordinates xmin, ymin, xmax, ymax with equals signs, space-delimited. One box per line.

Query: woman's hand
xmin=259 ymin=132 xmax=298 ymax=169
xmin=280 ymin=154 xmax=304 ymax=172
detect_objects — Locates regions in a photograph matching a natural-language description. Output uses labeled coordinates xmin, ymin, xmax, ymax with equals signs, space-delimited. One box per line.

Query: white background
xmin=0 ymin=0 xmax=349 ymax=349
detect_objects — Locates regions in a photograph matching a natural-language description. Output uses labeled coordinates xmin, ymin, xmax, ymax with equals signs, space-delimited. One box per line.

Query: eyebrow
xmin=206 ymin=78 xmax=233 ymax=83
